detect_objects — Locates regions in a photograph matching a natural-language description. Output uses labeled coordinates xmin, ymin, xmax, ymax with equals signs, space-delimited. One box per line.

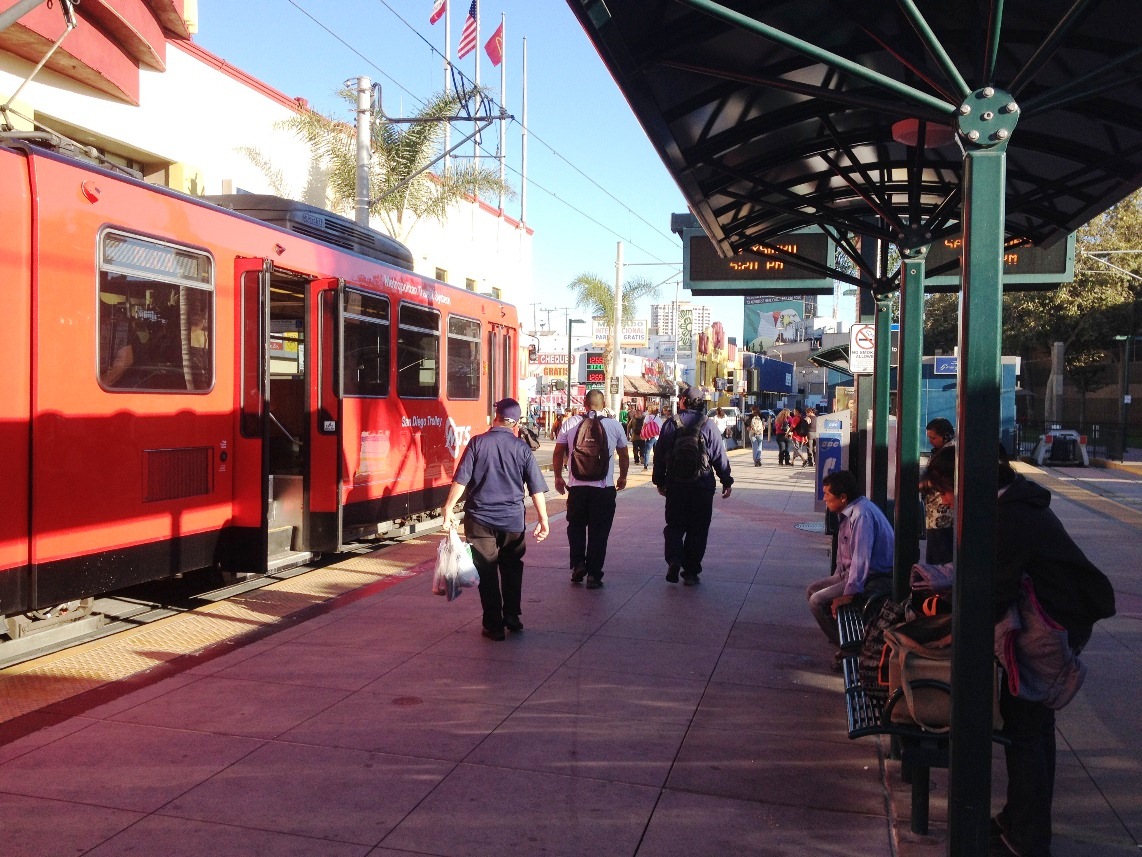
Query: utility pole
xmin=610 ymin=242 xmax=624 ymax=414
xmin=353 ymin=76 xmax=372 ymax=227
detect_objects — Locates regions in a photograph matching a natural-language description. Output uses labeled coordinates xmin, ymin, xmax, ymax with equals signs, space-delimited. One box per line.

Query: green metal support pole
xmin=871 ymin=295 xmax=892 ymax=513
xmin=947 ymin=86 xmax=1018 ymax=857
xmin=893 ymin=247 xmax=928 ymax=601
xmin=855 ymin=242 xmax=879 ymax=493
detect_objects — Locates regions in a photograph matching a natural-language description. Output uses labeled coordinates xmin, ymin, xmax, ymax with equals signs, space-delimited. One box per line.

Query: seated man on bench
xmin=806 ymin=470 xmax=894 ymax=664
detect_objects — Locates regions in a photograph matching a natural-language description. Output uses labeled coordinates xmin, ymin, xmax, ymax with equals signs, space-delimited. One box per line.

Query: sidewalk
xmin=0 ymin=447 xmax=1137 ymax=856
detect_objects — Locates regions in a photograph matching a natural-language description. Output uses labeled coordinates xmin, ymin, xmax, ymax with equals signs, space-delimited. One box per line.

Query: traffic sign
xmin=849 ymin=324 xmax=875 ymax=374
xmin=609 ymin=378 xmax=620 ymax=394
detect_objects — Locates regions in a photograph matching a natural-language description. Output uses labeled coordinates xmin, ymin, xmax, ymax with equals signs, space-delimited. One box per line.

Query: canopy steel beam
xmin=675 ymin=0 xmax=957 ymax=118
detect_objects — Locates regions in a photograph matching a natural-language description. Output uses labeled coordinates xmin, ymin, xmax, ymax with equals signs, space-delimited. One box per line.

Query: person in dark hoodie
xmin=652 ymin=387 xmax=733 ymax=585
xmin=922 ymin=446 xmax=1115 ymax=857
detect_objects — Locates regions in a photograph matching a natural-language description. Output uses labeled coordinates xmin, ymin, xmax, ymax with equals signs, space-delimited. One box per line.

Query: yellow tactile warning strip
xmin=0 ymin=539 xmax=439 ymax=725
xmin=1014 ymin=461 xmax=1142 ymax=530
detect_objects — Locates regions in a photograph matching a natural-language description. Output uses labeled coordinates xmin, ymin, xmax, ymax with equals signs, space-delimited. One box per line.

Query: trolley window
xmin=501 ymin=330 xmax=514 ymax=400
xmin=446 ymin=315 xmax=481 ymax=400
xmin=343 ymin=290 xmax=390 ymax=397
xmin=397 ymin=303 xmax=440 ymax=398
xmin=98 ymin=231 xmax=214 ymax=392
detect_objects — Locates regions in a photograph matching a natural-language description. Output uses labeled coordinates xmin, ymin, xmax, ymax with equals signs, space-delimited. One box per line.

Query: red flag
xmin=430 ymin=0 xmax=446 ymax=25
xmin=484 ymin=22 xmax=504 ymax=66
xmin=457 ymin=0 xmax=477 ymax=58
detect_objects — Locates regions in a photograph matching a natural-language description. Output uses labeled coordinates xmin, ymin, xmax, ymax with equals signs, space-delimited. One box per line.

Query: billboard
xmin=677 ymin=308 xmax=694 ymax=359
xmin=744 ymin=298 xmax=805 ymax=351
xmin=591 ymin=318 xmax=650 ymax=347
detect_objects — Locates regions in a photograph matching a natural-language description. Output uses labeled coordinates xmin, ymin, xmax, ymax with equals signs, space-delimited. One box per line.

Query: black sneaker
xmin=682 ymin=575 xmax=700 ymax=586
xmin=570 ymin=563 xmax=588 ymax=583
xmin=665 ymin=564 xmax=681 ymax=583
xmin=585 ymin=577 xmax=603 ymax=590
xmin=504 ymin=615 xmax=523 ymax=632
xmin=481 ymin=626 xmax=506 ymax=641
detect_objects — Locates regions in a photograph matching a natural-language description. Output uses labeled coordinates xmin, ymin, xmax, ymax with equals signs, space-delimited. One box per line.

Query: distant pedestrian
xmin=747 ymin=405 xmax=766 ymax=466
xmin=922 ymin=418 xmax=955 ymax=563
xmin=774 ymin=408 xmax=792 ymax=465
xmin=552 ymin=389 xmax=629 ymax=589
xmin=640 ymin=407 xmax=662 ymax=470
xmin=443 ymin=398 xmax=550 ymax=641
xmin=627 ymin=405 xmax=645 ymax=465
xmin=794 ymin=407 xmax=816 ymax=468
xmin=653 ymin=388 xmax=733 ymax=585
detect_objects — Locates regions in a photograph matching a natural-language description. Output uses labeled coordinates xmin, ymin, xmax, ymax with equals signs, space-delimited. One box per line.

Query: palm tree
xmin=247 ymin=86 xmax=512 ymax=243
xmin=567 ymin=272 xmax=660 ymax=393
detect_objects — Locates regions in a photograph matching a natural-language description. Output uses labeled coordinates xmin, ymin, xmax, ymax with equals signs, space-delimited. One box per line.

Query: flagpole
xmin=473 ymin=1 xmax=480 ymax=168
xmin=498 ymin=12 xmax=506 ymax=214
xmin=444 ymin=2 xmax=451 ymax=174
xmin=521 ymin=36 xmax=527 ymax=226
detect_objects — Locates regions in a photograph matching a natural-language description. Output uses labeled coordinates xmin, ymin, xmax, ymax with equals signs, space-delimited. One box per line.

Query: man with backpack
xmin=552 ymin=389 xmax=630 ymax=589
xmin=652 ymin=388 xmax=733 ymax=586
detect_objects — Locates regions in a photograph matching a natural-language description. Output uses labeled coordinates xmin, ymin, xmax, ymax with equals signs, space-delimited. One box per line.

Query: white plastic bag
xmin=433 ymin=529 xmax=478 ymax=601
xmin=432 ymin=534 xmax=455 ymax=598
xmin=452 ymin=531 xmax=479 ymax=589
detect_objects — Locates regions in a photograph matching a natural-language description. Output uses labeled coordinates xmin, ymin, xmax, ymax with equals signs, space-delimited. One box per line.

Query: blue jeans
xmin=643 ymin=436 xmax=657 ymax=469
xmin=750 ymin=435 xmax=764 ymax=465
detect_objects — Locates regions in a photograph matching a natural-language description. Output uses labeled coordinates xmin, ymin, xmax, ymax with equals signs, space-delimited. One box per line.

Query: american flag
xmin=457 ymin=0 xmax=478 ymax=58
xmin=429 ymin=0 xmax=446 ymax=25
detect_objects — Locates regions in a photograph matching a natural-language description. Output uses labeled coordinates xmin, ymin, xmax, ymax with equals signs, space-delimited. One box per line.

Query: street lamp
xmin=567 ymin=317 xmax=585 ymax=412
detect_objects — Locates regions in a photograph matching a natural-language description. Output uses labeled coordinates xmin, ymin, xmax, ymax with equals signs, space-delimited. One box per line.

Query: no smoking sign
xmin=849 ymin=324 xmax=876 ymax=374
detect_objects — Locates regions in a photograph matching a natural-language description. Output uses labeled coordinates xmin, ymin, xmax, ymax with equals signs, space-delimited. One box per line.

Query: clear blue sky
xmin=194 ymin=0 xmax=831 ymax=340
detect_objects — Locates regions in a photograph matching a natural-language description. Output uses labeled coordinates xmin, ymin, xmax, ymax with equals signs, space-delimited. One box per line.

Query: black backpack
xmin=667 ymin=415 xmax=711 ymax=482
xmin=570 ymin=415 xmax=610 ymax=481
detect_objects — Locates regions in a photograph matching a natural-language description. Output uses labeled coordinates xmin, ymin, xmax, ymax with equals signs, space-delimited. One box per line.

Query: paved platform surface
xmin=0 ymin=444 xmax=1138 ymax=856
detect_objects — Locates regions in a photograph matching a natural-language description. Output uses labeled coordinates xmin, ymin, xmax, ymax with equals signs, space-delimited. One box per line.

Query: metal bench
xmin=836 ymin=602 xmax=866 ymax=652
xmin=836 ymin=608 xmax=1008 ymax=836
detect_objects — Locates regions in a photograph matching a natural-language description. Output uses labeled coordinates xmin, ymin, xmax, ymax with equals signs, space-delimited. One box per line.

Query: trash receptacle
xmin=1049 ymin=436 xmax=1076 ymax=463
xmin=1032 ymin=429 xmax=1089 ymax=466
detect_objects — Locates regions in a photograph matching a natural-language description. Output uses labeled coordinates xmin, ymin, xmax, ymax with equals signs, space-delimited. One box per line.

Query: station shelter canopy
xmin=566 ymin=0 xmax=1142 ymax=284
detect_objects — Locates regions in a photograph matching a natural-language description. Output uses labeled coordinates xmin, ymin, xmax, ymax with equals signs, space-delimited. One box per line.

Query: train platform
xmin=0 ymin=445 xmax=1138 ymax=856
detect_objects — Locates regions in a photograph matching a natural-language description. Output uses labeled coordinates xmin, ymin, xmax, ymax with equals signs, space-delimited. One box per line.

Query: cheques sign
xmin=592 ymin=319 xmax=649 ymax=348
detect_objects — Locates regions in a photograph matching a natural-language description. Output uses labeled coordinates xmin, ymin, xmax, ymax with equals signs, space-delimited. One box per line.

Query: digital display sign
xmin=683 ymin=227 xmax=835 ymax=295
xmin=924 ymin=233 xmax=1075 ymax=289
xmin=585 ymin=353 xmax=606 ymax=385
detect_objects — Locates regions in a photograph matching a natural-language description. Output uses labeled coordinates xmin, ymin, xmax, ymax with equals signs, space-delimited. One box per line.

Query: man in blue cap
xmin=443 ymin=398 xmax=550 ymax=640
xmin=652 ymin=387 xmax=733 ymax=585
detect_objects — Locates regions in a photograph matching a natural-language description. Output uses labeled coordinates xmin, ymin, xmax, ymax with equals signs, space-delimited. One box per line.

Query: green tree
xmin=246 ymin=86 xmax=512 ymax=243
xmin=567 ymin=273 xmax=660 ymax=393
xmin=919 ymin=191 xmax=1142 ymax=394
xmin=923 ymin=293 xmax=959 ymax=354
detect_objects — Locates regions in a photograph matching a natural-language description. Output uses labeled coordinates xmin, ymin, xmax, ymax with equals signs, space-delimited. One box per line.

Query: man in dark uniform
xmin=652 ymin=388 xmax=733 ymax=585
xmin=443 ymin=398 xmax=550 ymax=640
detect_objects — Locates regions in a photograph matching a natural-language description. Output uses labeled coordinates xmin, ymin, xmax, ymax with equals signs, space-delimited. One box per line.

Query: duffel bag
xmin=883 ymin=615 xmax=953 ymax=732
